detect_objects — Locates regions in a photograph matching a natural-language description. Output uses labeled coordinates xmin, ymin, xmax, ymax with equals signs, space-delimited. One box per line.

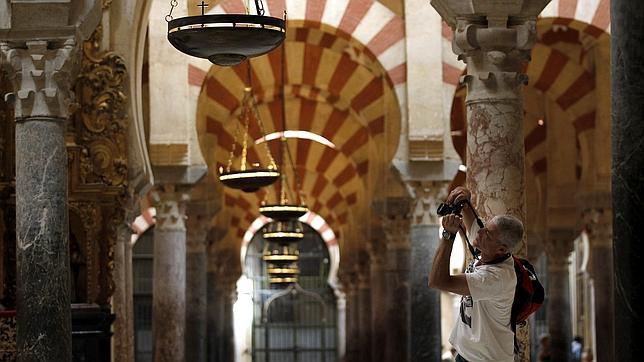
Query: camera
xmin=436 ymin=200 xmax=466 ymax=216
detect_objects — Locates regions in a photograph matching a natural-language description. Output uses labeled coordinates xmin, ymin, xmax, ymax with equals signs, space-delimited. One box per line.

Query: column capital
xmin=407 ymin=180 xmax=449 ymax=225
xmin=430 ymin=0 xmax=550 ymax=31
xmin=376 ymin=196 xmax=412 ymax=247
xmin=1 ymin=39 xmax=78 ymax=119
xmin=185 ymin=200 xmax=217 ymax=253
xmin=545 ymin=228 xmax=576 ymax=270
xmin=431 ymin=0 xmax=549 ymax=103
xmin=367 ymin=238 xmax=387 ymax=268
xmin=581 ymin=207 xmax=612 ymax=246
xmin=150 ymin=184 xmax=190 ymax=231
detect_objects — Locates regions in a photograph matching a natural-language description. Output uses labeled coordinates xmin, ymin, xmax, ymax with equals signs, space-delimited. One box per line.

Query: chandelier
xmin=263 ymin=244 xmax=299 ymax=284
xmin=260 ymin=39 xmax=309 ymax=285
xmin=166 ymin=0 xmax=286 ymax=66
xmin=260 ymin=38 xmax=308 ymax=244
xmin=219 ymin=65 xmax=279 ymax=192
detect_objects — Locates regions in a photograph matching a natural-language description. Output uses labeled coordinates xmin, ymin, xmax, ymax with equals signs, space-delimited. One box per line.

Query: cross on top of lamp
xmin=166 ymin=0 xmax=286 ymax=66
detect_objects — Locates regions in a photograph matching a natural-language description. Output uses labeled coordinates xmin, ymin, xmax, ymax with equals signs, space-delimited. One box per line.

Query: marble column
xmin=578 ymin=197 xmax=613 ymax=362
xmin=409 ymin=181 xmax=448 ymax=361
xmin=429 ymin=2 xmax=550 ymax=359
xmin=545 ymin=230 xmax=574 ymax=362
xmin=113 ymin=205 xmax=136 ymax=362
xmin=335 ymin=287 xmax=347 ymax=361
xmin=344 ymin=275 xmax=359 ymax=362
xmin=382 ymin=199 xmax=412 ymax=362
xmin=611 ymin=0 xmax=644 ymax=359
xmin=152 ymin=185 xmax=189 ymax=362
xmin=221 ymin=277 xmax=236 ymax=362
xmin=368 ymin=241 xmax=387 ymax=362
xmin=358 ymin=271 xmax=372 ymax=362
xmin=2 ymin=39 xmax=77 ymax=361
xmin=185 ymin=205 xmax=210 ymax=362
xmin=206 ymin=266 xmax=221 ymax=362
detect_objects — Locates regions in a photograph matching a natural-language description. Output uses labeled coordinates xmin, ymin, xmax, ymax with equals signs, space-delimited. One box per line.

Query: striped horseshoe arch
xmin=196 ymin=0 xmax=404 ymax=252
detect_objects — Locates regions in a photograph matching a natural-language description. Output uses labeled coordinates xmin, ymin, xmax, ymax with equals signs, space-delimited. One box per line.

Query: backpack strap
xmin=458 ymin=200 xmax=484 ymax=260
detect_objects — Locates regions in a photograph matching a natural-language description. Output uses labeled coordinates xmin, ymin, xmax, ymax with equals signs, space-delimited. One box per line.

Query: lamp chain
xmin=165 ymin=0 xmax=178 ymax=22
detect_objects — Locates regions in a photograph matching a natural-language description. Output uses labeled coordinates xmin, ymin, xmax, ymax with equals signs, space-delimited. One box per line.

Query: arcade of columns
xmin=1 ymin=0 xmax=644 ymax=360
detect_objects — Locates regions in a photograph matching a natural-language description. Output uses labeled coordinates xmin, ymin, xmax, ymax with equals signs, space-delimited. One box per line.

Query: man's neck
xmin=479 ymin=252 xmax=510 ymax=265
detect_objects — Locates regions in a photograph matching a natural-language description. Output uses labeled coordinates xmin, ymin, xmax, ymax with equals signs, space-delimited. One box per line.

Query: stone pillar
xmin=579 ymin=194 xmax=613 ymax=362
xmin=409 ymin=181 xmax=448 ymax=361
xmin=185 ymin=203 xmax=211 ymax=362
xmin=344 ymin=275 xmax=359 ymax=362
xmin=151 ymin=185 xmax=189 ymax=362
xmin=545 ymin=229 xmax=575 ymax=362
xmin=429 ymin=1 xmax=550 ymax=359
xmin=221 ymin=276 xmax=236 ymax=362
xmin=611 ymin=0 xmax=644 ymax=359
xmin=113 ymin=206 xmax=136 ymax=362
xmin=335 ymin=287 xmax=347 ymax=361
xmin=382 ymin=198 xmax=411 ymax=362
xmin=358 ymin=270 xmax=372 ymax=362
xmin=2 ymin=39 xmax=77 ymax=361
xmin=206 ymin=264 xmax=221 ymax=362
xmin=368 ymin=241 xmax=387 ymax=362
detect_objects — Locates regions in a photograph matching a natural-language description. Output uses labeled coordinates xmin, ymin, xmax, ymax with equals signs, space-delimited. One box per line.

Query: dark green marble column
xmin=411 ymin=224 xmax=442 ymax=360
xmin=611 ymin=0 xmax=644 ymax=359
xmin=3 ymin=39 xmax=76 ymax=362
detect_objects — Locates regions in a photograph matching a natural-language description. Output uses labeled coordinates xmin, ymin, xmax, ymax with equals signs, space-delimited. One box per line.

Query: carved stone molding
xmin=1 ymin=39 xmax=77 ymax=120
xmin=408 ymin=180 xmax=449 ymax=225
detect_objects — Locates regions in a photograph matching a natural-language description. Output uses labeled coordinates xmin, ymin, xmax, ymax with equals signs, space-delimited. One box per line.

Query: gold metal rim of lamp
xmin=218 ymin=169 xmax=280 ymax=193
xmin=263 ymin=231 xmax=304 ymax=239
xmin=262 ymin=254 xmax=299 ymax=262
xmin=269 ymin=277 xmax=298 ymax=284
xmin=218 ymin=170 xmax=280 ymax=180
xmin=259 ymin=204 xmax=309 ymax=220
xmin=266 ymin=267 xmax=300 ymax=274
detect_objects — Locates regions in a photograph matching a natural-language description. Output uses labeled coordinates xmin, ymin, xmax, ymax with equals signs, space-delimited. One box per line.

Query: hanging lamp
xmin=260 ymin=36 xmax=308 ymax=244
xmin=219 ymin=66 xmax=280 ymax=192
xmin=166 ymin=0 xmax=286 ymax=66
xmin=262 ymin=244 xmax=299 ymax=265
xmin=266 ymin=262 xmax=299 ymax=284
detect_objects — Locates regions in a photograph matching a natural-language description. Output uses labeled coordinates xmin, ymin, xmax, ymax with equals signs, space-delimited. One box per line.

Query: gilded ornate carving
xmin=69 ymin=201 xmax=102 ymax=303
xmin=66 ymin=25 xmax=130 ymax=304
xmin=73 ymin=25 xmax=128 ymax=188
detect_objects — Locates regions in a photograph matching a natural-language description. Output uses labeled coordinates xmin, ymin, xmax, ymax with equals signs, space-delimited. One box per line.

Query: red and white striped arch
xmin=195 ymin=1 xmax=404 ymax=251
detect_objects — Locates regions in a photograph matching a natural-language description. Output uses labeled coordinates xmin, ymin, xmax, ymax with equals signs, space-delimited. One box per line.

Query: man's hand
xmin=442 ymin=214 xmax=462 ymax=235
xmin=447 ymin=186 xmax=471 ymax=205
xmin=446 ymin=186 xmax=475 ymax=236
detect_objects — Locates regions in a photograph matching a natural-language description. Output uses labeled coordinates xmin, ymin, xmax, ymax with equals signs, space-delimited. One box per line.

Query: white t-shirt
xmin=449 ymin=222 xmax=517 ymax=362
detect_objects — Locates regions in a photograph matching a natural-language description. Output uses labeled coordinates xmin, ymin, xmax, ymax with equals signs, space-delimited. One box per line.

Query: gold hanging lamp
xmin=260 ymin=35 xmax=308 ymax=244
xmin=219 ymin=64 xmax=280 ymax=192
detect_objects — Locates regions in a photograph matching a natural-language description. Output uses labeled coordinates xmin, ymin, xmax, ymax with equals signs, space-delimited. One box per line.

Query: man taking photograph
xmin=429 ymin=186 xmax=524 ymax=362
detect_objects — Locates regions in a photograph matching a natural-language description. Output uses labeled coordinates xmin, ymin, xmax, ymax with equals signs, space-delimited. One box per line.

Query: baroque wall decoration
xmin=67 ymin=24 xmax=130 ymax=304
